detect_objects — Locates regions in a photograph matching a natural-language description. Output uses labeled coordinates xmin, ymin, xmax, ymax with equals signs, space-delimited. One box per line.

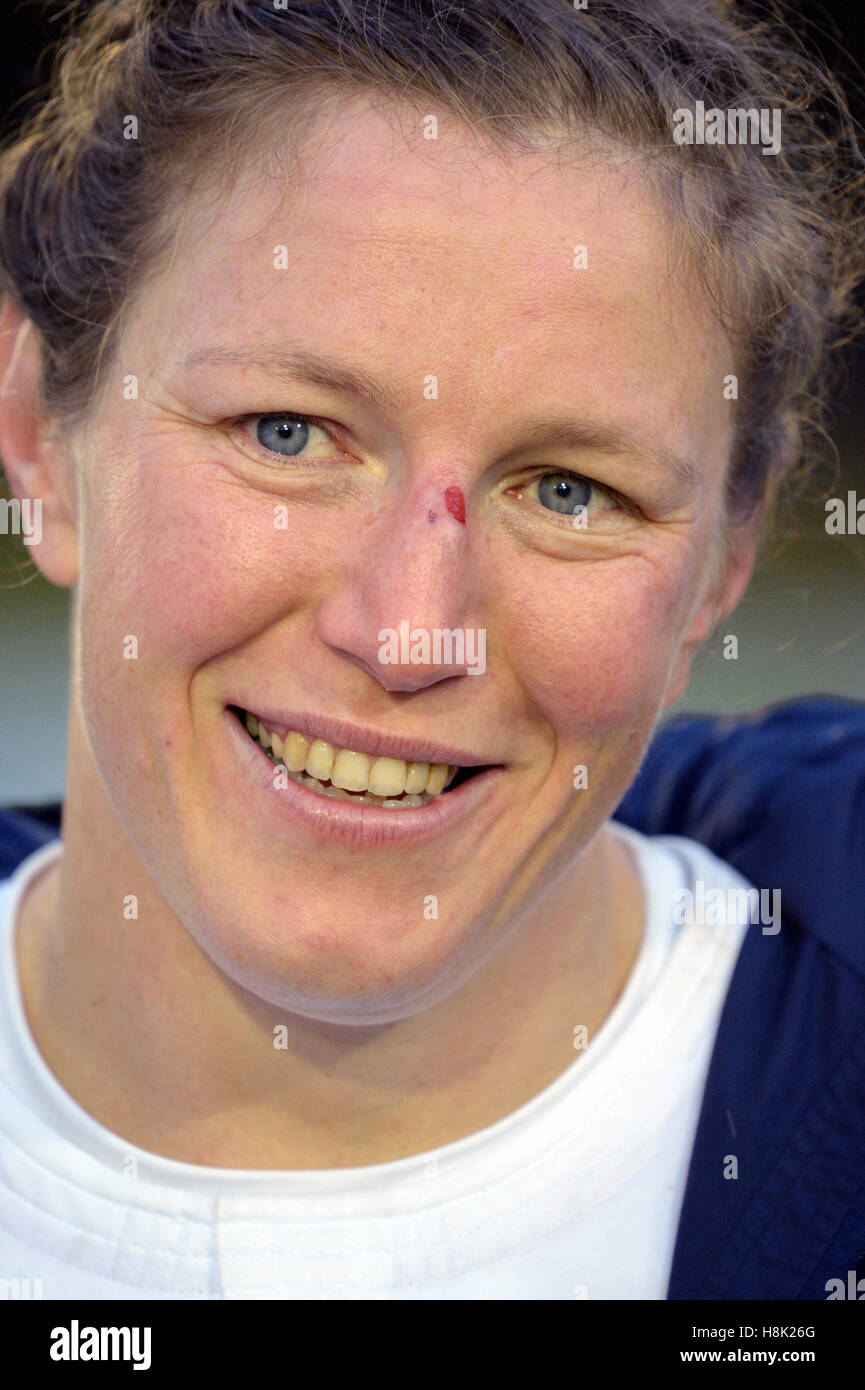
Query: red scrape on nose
xmin=444 ymin=486 xmax=466 ymax=524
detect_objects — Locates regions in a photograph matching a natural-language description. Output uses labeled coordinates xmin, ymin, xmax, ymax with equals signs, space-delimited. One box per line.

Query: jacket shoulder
xmin=617 ymin=697 xmax=865 ymax=978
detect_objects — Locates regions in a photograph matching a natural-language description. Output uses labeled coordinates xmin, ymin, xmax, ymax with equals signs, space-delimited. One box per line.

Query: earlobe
xmin=0 ymin=296 xmax=79 ymax=587
xmin=661 ymin=521 xmax=761 ymax=711
xmin=661 ymin=613 xmax=713 ymax=710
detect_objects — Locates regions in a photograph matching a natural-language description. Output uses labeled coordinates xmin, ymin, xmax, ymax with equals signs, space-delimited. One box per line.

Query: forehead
xmin=129 ymin=96 xmax=731 ymax=465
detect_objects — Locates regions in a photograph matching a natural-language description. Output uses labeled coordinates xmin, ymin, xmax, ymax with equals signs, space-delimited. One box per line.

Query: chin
xmin=168 ymin=872 xmax=488 ymax=1024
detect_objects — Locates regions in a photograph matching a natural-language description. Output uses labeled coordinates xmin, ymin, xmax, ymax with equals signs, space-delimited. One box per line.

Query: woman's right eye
xmin=238 ymin=412 xmax=336 ymax=460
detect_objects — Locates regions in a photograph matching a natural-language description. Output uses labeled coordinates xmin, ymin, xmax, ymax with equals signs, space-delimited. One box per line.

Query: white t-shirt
xmin=0 ymin=823 xmax=755 ymax=1301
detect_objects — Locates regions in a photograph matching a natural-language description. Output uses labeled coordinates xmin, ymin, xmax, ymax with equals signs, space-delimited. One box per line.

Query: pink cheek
xmin=98 ymin=477 xmax=328 ymax=659
xmin=508 ymin=580 xmax=679 ymax=736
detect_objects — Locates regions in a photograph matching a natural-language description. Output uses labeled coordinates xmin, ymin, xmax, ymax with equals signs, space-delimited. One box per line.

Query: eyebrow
xmin=174 ymin=345 xmax=405 ymax=416
xmin=505 ymin=417 xmax=700 ymax=488
xmin=173 ymin=344 xmax=700 ymax=487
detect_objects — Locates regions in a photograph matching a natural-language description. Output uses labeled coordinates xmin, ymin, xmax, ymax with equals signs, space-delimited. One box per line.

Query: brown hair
xmin=0 ymin=0 xmax=863 ymax=534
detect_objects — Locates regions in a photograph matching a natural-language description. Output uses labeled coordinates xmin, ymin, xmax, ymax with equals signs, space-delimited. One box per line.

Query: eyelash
xmin=231 ymin=412 xmax=636 ymax=518
xmin=516 ymin=473 xmax=633 ymax=517
xmin=231 ymin=411 xmax=341 ymax=458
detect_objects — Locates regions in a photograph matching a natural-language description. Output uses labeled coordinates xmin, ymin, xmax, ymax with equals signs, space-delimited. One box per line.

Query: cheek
xmin=500 ymin=557 xmax=690 ymax=740
xmin=78 ymin=447 xmax=324 ymax=679
xmin=73 ymin=447 xmax=334 ymax=791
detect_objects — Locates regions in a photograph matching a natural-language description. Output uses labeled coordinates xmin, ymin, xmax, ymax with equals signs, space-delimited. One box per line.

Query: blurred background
xmin=0 ymin=0 xmax=863 ymax=805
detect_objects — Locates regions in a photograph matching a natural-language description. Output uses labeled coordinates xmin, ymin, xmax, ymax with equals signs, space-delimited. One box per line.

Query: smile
xmin=231 ymin=707 xmax=483 ymax=809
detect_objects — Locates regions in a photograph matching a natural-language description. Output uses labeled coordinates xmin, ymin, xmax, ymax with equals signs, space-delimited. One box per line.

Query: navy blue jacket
xmin=617 ymin=697 xmax=865 ymax=1299
xmin=3 ymin=697 xmax=864 ymax=1299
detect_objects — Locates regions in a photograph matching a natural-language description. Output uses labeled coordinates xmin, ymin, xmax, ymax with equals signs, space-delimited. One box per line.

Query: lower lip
xmin=221 ymin=709 xmax=505 ymax=848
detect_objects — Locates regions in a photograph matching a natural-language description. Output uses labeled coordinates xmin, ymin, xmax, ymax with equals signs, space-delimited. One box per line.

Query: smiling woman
xmin=0 ymin=0 xmax=862 ymax=1306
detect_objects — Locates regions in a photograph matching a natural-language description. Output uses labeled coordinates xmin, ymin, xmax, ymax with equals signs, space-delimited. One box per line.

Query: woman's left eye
xmin=529 ymin=471 xmax=625 ymax=519
xmin=238 ymin=413 xmax=335 ymax=459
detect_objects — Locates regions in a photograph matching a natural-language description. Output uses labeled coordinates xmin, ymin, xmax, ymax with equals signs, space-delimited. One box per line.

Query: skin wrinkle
xmin=2 ymin=94 xmax=759 ymax=1169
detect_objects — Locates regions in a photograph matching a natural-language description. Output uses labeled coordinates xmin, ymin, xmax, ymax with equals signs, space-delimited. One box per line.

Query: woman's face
xmin=58 ymin=97 xmax=750 ymax=1021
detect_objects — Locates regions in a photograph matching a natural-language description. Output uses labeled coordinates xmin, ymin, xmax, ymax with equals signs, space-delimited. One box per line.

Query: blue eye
xmin=537 ymin=474 xmax=592 ymax=514
xmin=255 ymin=414 xmax=313 ymax=456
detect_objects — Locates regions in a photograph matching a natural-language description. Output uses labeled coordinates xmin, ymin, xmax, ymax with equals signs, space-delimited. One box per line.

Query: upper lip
xmin=231 ymin=704 xmax=497 ymax=768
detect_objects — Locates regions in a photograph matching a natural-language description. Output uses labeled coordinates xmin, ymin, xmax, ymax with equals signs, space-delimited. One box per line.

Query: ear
xmin=662 ymin=518 xmax=760 ymax=709
xmin=0 ymin=295 xmax=79 ymax=587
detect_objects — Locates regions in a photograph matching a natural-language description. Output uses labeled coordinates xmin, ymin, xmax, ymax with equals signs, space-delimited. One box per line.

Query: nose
xmin=313 ymin=479 xmax=481 ymax=692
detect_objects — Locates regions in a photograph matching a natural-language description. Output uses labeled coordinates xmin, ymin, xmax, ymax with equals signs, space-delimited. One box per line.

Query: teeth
xmin=405 ymin=762 xmax=430 ymax=795
xmin=241 ymin=710 xmax=467 ymax=807
xmin=283 ymin=731 xmax=309 ymax=773
xmin=368 ymin=756 xmax=408 ymax=797
xmin=331 ymin=749 xmax=372 ymax=792
xmin=425 ymin=763 xmax=448 ymax=796
xmin=305 ymin=739 xmax=335 ymax=781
